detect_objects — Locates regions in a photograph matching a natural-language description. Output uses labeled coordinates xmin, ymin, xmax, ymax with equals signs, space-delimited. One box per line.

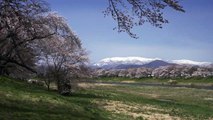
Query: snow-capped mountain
xmin=94 ymin=57 xmax=161 ymax=67
xmin=93 ymin=57 xmax=212 ymax=69
xmin=172 ymin=59 xmax=211 ymax=66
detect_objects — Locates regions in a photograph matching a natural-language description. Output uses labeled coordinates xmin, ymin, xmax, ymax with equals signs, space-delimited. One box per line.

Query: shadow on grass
xmin=0 ymin=94 xmax=109 ymax=120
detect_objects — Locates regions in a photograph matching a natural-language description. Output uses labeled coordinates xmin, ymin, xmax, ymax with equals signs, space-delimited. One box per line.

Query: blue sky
xmin=46 ymin=0 xmax=213 ymax=63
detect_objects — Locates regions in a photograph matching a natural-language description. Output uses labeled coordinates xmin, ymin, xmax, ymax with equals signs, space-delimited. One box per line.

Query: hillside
xmin=0 ymin=77 xmax=110 ymax=120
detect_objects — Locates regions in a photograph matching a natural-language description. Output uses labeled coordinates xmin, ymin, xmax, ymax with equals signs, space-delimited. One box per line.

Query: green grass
xmin=0 ymin=76 xmax=213 ymax=120
xmin=0 ymin=76 xmax=112 ymax=120
xmin=95 ymin=77 xmax=213 ymax=85
xmin=89 ymin=85 xmax=213 ymax=119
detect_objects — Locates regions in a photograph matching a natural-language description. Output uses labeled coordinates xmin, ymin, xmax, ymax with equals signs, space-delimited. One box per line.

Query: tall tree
xmin=0 ymin=0 xmax=52 ymax=76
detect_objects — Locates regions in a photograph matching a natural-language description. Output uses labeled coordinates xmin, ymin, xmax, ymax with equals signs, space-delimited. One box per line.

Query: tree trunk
xmin=47 ymin=84 xmax=50 ymax=91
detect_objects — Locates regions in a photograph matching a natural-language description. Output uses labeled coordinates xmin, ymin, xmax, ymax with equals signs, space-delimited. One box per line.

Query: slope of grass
xmin=1 ymin=76 xmax=213 ymax=120
xmin=0 ymin=76 xmax=113 ymax=120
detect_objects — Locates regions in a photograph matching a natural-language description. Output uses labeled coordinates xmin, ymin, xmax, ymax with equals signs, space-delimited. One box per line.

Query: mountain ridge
xmin=93 ymin=57 xmax=212 ymax=69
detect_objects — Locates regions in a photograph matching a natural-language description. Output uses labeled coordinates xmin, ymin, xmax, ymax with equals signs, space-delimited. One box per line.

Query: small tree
xmin=37 ymin=65 xmax=54 ymax=91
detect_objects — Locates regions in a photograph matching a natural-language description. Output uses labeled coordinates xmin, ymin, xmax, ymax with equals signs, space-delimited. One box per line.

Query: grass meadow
xmin=0 ymin=76 xmax=213 ymax=120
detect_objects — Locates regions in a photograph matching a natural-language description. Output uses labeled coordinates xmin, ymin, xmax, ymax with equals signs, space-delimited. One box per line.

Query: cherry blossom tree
xmin=0 ymin=0 xmax=52 ymax=76
xmin=104 ymin=0 xmax=185 ymax=38
xmin=36 ymin=13 xmax=88 ymax=95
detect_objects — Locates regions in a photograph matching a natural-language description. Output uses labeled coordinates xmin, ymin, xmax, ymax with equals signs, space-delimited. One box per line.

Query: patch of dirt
xmin=93 ymin=100 xmax=181 ymax=120
xmin=121 ymin=81 xmax=136 ymax=83
xmin=77 ymin=82 xmax=116 ymax=89
xmin=95 ymin=83 xmax=117 ymax=86
xmin=77 ymin=83 xmax=95 ymax=89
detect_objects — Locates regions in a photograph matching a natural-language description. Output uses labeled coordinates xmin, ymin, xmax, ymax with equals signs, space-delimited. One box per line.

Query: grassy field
xmin=94 ymin=77 xmax=213 ymax=86
xmin=0 ymin=76 xmax=213 ymax=120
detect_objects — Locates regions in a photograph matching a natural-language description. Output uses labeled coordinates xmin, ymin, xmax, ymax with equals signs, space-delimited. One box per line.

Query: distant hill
xmin=141 ymin=60 xmax=174 ymax=68
xmin=93 ymin=57 xmax=211 ymax=69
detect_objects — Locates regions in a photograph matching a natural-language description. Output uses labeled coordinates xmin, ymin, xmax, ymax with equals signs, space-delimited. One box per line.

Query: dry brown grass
xmin=93 ymin=100 xmax=181 ymax=120
xmin=121 ymin=80 xmax=136 ymax=83
xmin=77 ymin=82 xmax=116 ymax=90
